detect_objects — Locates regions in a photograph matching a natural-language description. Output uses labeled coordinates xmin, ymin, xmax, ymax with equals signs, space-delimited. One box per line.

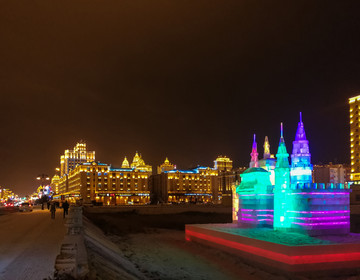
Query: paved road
xmin=0 ymin=207 xmax=66 ymax=280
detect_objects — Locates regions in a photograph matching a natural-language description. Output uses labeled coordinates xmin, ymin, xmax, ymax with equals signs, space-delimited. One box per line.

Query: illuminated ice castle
xmin=235 ymin=113 xmax=351 ymax=236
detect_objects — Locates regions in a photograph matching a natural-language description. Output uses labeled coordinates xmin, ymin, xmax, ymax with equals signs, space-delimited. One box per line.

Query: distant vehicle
xmin=4 ymin=202 xmax=14 ymax=207
xmin=19 ymin=203 xmax=33 ymax=212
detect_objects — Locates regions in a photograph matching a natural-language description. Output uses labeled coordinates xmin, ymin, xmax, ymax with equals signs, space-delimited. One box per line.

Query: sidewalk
xmin=0 ymin=208 xmax=66 ymax=280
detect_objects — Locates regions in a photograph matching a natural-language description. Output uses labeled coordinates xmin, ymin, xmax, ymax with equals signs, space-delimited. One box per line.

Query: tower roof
xmin=263 ymin=136 xmax=271 ymax=159
xmin=295 ymin=112 xmax=307 ymax=141
xmin=250 ymin=134 xmax=259 ymax=168
xmin=122 ymin=156 xmax=130 ymax=168
xmin=276 ymin=123 xmax=290 ymax=168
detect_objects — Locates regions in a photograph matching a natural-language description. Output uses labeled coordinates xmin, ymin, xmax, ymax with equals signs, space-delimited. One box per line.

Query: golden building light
xmin=349 ymin=95 xmax=360 ymax=182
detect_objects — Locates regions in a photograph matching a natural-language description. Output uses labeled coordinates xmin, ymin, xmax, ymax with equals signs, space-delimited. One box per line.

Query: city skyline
xmin=1 ymin=1 xmax=359 ymax=195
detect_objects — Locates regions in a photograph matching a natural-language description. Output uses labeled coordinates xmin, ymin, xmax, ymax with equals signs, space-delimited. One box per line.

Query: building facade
xmin=214 ymin=156 xmax=235 ymax=205
xmin=313 ymin=163 xmax=349 ymax=184
xmin=150 ymin=159 xmax=218 ymax=204
xmin=157 ymin=157 xmax=175 ymax=174
xmin=60 ymin=141 xmax=95 ymax=177
xmin=349 ymin=95 xmax=360 ymax=182
xmin=56 ymin=148 xmax=152 ymax=205
xmin=56 ymin=161 xmax=151 ymax=205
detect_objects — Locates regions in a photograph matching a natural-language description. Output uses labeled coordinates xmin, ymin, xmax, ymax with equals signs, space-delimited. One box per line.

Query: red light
xmin=185 ymin=229 xmax=360 ymax=265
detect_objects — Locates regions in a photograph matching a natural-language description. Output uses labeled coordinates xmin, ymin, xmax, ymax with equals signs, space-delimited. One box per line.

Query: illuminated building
xmin=313 ymin=163 xmax=349 ymax=184
xmin=214 ymin=156 xmax=233 ymax=171
xmin=0 ymin=188 xmax=14 ymax=201
xmin=50 ymin=175 xmax=60 ymax=194
xmin=214 ymin=156 xmax=235 ymax=205
xmin=121 ymin=156 xmax=130 ymax=168
xmin=235 ymin=114 xmax=351 ymax=236
xmin=151 ymin=156 xmax=243 ymax=205
xmin=150 ymin=164 xmax=218 ymax=204
xmin=157 ymin=157 xmax=175 ymax=174
xmin=349 ymin=95 xmax=360 ymax=182
xmin=56 ymin=161 xmax=151 ymax=205
xmin=130 ymin=152 xmax=152 ymax=173
xmin=60 ymin=141 xmax=95 ymax=177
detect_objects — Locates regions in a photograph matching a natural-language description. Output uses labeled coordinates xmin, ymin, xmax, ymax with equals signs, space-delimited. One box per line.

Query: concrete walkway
xmin=0 ymin=207 xmax=66 ymax=280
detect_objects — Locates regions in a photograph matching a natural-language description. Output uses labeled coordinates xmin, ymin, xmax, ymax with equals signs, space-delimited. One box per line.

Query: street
xmin=0 ymin=207 xmax=66 ymax=280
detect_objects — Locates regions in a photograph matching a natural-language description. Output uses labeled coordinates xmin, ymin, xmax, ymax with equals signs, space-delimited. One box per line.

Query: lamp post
xmin=36 ymin=174 xmax=50 ymax=210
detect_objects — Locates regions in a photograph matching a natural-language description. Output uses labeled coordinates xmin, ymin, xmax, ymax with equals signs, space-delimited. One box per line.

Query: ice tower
xmin=273 ymin=123 xmax=291 ymax=230
xmin=263 ymin=136 xmax=271 ymax=159
xmin=290 ymin=112 xmax=313 ymax=185
xmin=249 ymin=134 xmax=259 ymax=168
xmin=259 ymin=136 xmax=276 ymax=185
xmin=236 ymin=134 xmax=273 ymax=227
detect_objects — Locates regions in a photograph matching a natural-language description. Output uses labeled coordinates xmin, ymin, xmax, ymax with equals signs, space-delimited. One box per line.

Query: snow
xmin=84 ymin=222 xmax=287 ymax=280
xmin=84 ymin=210 xmax=360 ymax=280
xmin=0 ymin=207 xmax=66 ymax=280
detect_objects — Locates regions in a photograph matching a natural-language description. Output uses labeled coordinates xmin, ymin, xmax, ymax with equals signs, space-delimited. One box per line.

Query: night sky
xmin=1 ymin=1 xmax=360 ymax=196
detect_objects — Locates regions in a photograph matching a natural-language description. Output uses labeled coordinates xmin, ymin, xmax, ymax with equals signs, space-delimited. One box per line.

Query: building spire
xmin=250 ymin=134 xmax=259 ymax=168
xmin=291 ymin=112 xmax=312 ymax=185
xmin=276 ymin=123 xmax=290 ymax=169
xmin=295 ymin=112 xmax=306 ymax=141
xmin=263 ymin=136 xmax=271 ymax=159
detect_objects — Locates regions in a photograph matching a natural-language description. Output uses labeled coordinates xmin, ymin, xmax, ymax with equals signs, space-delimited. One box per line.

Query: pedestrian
xmin=50 ymin=202 xmax=56 ymax=219
xmin=62 ymin=200 xmax=69 ymax=218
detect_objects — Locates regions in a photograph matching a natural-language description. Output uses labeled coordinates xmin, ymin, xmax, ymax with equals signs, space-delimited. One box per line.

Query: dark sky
xmin=1 ymin=1 xmax=360 ymax=196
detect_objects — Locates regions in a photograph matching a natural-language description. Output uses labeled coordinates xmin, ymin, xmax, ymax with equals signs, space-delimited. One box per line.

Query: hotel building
xmin=214 ymin=156 xmax=234 ymax=205
xmin=56 ymin=143 xmax=152 ymax=205
xmin=349 ymin=95 xmax=360 ymax=182
xmin=150 ymin=157 xmax=241 ymax=204
xmin=313 ymin=163 xmax=350 ymax=185
xmin=60 ymin=141 xmax=95 ymax=177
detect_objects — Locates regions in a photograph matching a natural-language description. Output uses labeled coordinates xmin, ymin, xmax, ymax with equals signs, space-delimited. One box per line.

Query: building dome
xmin=122 ymin=156 xmax=130 ymax=168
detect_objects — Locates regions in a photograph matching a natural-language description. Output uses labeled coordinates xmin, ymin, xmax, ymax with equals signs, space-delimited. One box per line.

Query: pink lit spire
xmin=250 ymin=134 xmax=259 ymax=168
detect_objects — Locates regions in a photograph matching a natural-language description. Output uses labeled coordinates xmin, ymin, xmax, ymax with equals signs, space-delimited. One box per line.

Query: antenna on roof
xmin=300 ymin=112 xmax=302 ymax=123
xmin=280 ymin=122 xmax=283 ymax=138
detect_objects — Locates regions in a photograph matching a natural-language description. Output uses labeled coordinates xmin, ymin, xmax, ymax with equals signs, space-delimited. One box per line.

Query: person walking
xmin=62 ymin=200 xmax=69 ymax=219
xmin=50 ymin=202 xmax=56 ymax=219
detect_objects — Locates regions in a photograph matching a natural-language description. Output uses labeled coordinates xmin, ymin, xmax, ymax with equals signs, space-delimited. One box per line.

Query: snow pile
xmin=83 ymin=216 xmax=147 ymax=280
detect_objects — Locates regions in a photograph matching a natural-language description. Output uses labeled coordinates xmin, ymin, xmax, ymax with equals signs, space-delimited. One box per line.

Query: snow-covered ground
xmin=84 ymin=211 xmax=360 ymax=280
xmin=0 ymin=208 xmax=66 ymax=280
xmin=84 ymin=216 xmax=281 ymax=280
xmin=107 ymin=228 xmax=288 ymax=280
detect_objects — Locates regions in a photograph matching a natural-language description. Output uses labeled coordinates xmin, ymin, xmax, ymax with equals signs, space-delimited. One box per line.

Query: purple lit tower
xmin=290 ymin=112 xmax=313 ymax=185
xmin=249 ymin=134 xmax=259 ymax=168
xmin=275 ymin=114 xmax=351 ymax=235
